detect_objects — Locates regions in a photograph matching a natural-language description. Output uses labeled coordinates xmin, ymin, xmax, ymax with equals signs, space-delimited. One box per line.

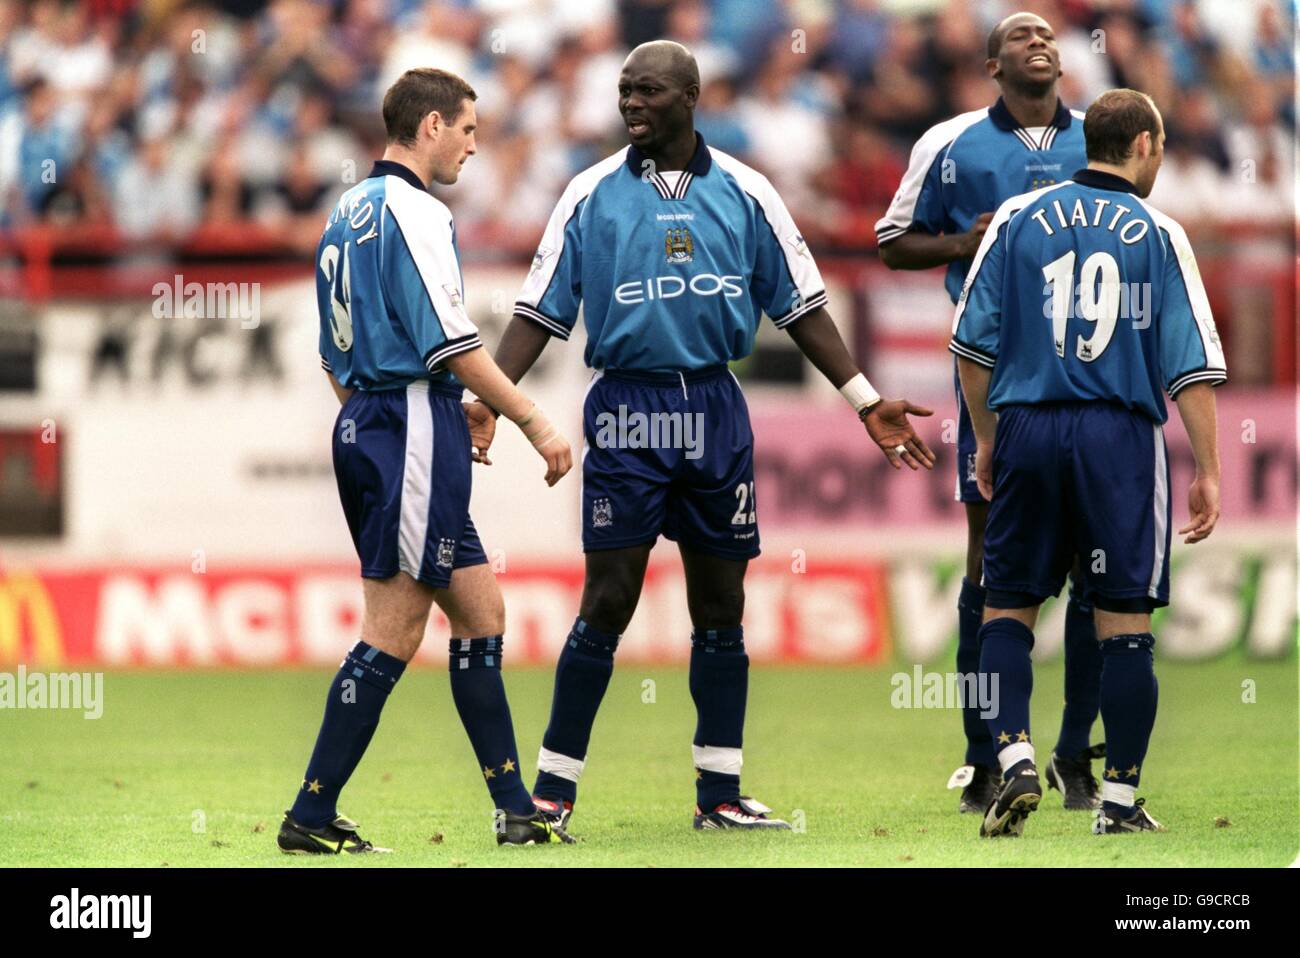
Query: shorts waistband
xmin=599 ymin=365 xmax=730 ymax=386
xmin=404 ymin=379 xmax=465 ymax=400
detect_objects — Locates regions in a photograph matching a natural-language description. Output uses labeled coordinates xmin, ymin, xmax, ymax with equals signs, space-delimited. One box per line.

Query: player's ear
xmin=985 ymin=57 xmax=1001 ymax=80
xmin=683 ymin=82 xmax=700 ymax=109
xmin=423 ymin=110 xmax=441 ymax=139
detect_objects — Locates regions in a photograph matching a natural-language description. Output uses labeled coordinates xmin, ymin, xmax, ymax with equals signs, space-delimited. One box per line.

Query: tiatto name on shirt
xmin=1029 ymin=196 xmax=1150 ymax=244
xmin=655 ymin=212 xmax=695 ymax=221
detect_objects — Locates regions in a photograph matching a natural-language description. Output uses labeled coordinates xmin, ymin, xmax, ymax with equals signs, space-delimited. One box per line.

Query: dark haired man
xmin=877 ymin=12 xmax=1104 ymax=815
xmin=278 ymin=68 xmax=575 ymax=853
xmin=952 ymin=88 xmax=1225 ymax=837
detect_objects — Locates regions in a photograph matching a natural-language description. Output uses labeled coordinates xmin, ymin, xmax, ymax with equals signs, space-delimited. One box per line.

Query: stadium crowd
xmin=0 ymin=0 xmax=1292 ymax=256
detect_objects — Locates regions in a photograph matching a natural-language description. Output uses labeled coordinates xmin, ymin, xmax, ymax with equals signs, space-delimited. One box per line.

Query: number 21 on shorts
xmin=731 ymin=481 xmax=756 ymax=525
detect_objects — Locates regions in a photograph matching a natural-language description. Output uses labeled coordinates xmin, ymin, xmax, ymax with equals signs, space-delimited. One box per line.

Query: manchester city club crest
xmin=435 ymin=537 xmax=456 ymax=568
xmin=592 ymin=497 xmax=613 ymax=528
xmin=664 ymin=227 xmax=694 ymax=264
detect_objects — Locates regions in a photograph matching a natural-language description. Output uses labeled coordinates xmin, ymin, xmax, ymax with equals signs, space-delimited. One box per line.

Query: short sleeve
xmin=948 ymin=217 xmax=1007 ymax=368
xmin=748 ymin=175 xmax=827 ymax=328
xmin=513 ymin=181 xmax=585 ymax=340
xmin=875 ymin=129 xmax=952 ymax=245
xmin=1156 ymin=221 xmax=1227 ymax=398
xmin=383 ymin=194 xmax=481 ymax=373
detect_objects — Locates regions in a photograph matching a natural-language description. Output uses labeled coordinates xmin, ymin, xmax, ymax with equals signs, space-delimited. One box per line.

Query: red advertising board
xmin=0 ymin=560 xmax=891 ymax=668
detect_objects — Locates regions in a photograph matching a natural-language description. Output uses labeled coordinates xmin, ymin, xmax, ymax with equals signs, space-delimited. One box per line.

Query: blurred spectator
xmin=695 ymin=76 xmax=749 ymax=157
xmin=0 ymin=78 xmax=80 ymax=224
xmin=812 ymin=119 xmax=905 ymax=247
xmin=113 ymin=128 xmax=200 ymax=240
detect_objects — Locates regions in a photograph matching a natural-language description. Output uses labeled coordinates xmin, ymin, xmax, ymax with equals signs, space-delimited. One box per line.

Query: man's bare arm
xmin=956 ymin=358 xmax=996 ymax=445
xmin=1173 ymin=382 xmax=1221 ymax=543
xmin=786 ymin=306 xmax=936 ymax=471
xmin=783 ymin=306 xmax=860 ymax=388
xmin=956 ymin=357 xmax=997 ymax=501
xmin=444 ymin=346 xmax=573 ymax=487
xmin=878 ymin=213 xmax=993 ymax=270
xmin=493 ymin=316 xmax=553 ymax=384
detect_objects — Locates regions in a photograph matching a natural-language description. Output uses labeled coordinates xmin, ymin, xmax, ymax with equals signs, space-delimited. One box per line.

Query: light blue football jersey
xmin=317 ymin=160 xmax=481 ymax=391
xmin=949 ymin=168 xmax=1227 ymax=423
xmin=513 ymin=133 xmax=826 ymax=372
xmin=876 ymin=98 xmax=1087 ymax=303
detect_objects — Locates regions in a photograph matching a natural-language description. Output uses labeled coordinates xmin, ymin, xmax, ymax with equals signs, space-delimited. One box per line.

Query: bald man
xmin=876 ymin=13 xmax=1103 ymax=816
xmin=472 ymin=40 xmax=934 ymax=832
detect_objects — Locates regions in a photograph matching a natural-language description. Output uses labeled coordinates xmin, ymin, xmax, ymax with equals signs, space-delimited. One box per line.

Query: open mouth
xmin=1027 ymin=54 xmax=1052 ymax=67
xmin=626 ymin=119 xmax=650 ymax=136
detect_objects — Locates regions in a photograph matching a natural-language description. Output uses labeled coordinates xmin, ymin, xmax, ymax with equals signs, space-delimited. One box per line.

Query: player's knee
xmin=579 ymin=577 xmax=640 ymax=635
xmin=458 ymin=599 xmax=505 ymax=639
xmin=691 ymin=581 xmax=744 ymax=629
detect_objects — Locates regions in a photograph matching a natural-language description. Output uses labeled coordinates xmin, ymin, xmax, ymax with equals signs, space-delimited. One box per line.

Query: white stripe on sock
xmin=1102 ymin=781 xmax=1137 ymax=807
xmin=537 ymin=747 xmax=585 ymax=783
xmin=998 ymin=742 xmax=1035 ymax=774
xmin=692 ymin=744 xmax=743 ymax=775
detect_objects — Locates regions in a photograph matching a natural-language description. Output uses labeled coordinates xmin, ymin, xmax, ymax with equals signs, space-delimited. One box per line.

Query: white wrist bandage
xmin=839 ymin=373 xmax=881 ymax=414
xmin=515 ymin=403 xmax=558 ymax=449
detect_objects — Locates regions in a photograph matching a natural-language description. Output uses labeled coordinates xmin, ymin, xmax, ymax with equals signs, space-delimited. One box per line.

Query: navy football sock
xmin=1055 ymin=595 xmax=1102 ymax=759
xmin=291 ymin=640 xmax=405 ymax=828
xmin=448 ymin=636 xmax=534 ymax=816
xmin=689 ymin=626 xmax=747 ymax=811
xmin=979 ymin=617 xmax=1036 ymax=779
xmin=957 ymin=578 xmax=995 ymax=767
xmin=533 ymin=618 xmax=620 ymax=805
xmin=1098 ymin=633 xmax=1158 ymax=814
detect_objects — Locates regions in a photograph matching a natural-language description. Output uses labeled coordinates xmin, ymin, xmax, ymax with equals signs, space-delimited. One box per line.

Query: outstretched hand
xmin=463 ymin=400 xmax=497 ymax=465
xmin=862 ymin=399 xmax=937 ymax=471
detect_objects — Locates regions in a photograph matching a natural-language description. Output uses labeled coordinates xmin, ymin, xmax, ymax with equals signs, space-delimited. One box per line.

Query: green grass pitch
xmin=3 ymin=656 xmax=1296 ymax=867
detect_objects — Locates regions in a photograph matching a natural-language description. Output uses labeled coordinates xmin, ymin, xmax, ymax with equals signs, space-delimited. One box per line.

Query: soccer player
xmin=469 ymin=41 xmax=935 ymax=832
xmin=876 ymin=12 xmax=1105 ymax=814
xmin=950 ymin=88 xmax=1225 ymax=836
xmin=277 ymin=68 xmax=575 ymax=854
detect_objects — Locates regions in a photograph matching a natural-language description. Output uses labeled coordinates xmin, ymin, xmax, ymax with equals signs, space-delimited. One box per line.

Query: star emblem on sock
xmin=1125 ymin=764 xmax=1140 ymax=778
xmin=997 ymin=731 xmax=1011 ymax=744
xmin=1105 ymin=766 xmax=1120 ymax=779
xmin=482 ymin=765 xmax=496 ymax=780
xmin=501 ymin=758 xmax=516 ymax=774
xmin=305 ymin=778 xmax=322 ymax=794
xmin=1015 ymin=729 xmax=1030 ymax=742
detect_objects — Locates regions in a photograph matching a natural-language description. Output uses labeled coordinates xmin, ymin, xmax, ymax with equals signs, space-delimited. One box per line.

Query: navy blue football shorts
xmin=982 ymin=401 xmax=1171 ymax=614
xmin=332 ymin=380 xmax=487 ymax=589
xmin=580 ymin=365 xmax=760 ymax=561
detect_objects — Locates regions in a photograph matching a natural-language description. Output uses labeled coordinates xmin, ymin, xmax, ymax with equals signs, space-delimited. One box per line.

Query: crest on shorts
xmin=664 ymin=227 xmax=694 ymax=264
xmin=965 ymin=453 xmax=977 ymax=484
xmin=592 ymin=497 xmax=614 ymax=528
xmin=435 ymin=537 xmax=456 ymax=568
